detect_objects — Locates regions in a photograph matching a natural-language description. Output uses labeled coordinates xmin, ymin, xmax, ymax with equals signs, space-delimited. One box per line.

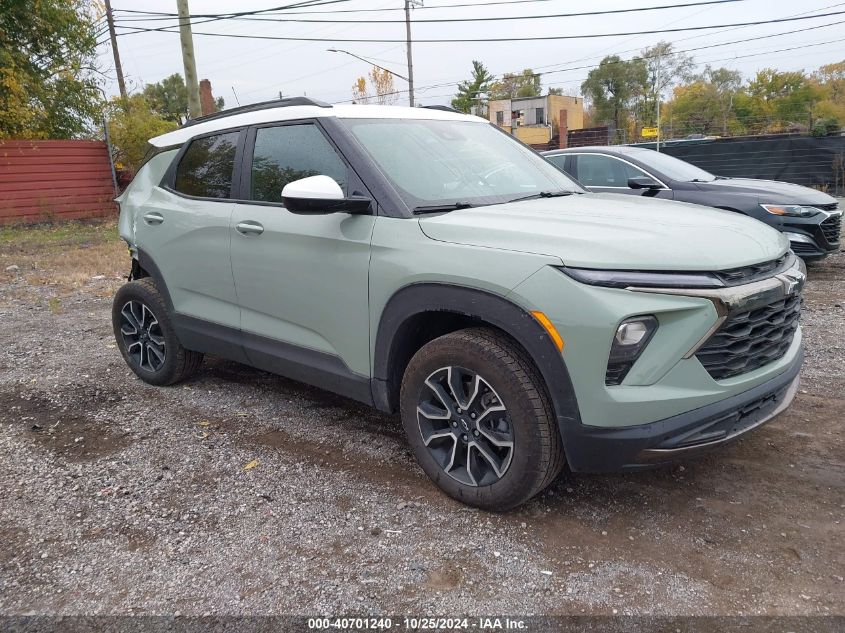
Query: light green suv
xmin=114 ymin=98 xmax=805 ymax=511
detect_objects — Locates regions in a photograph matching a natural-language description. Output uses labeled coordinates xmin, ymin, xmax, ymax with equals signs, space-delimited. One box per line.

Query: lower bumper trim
xmin=561 ymin=344 xmax=803 ymax=473
xmin=636 ymin=373 xmax=798 ymax=461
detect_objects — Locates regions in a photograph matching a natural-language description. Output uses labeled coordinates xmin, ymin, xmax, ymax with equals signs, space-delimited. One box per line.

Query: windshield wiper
xmin=504 ymin=190 xmax=577 ymax=204
xmin=689 ymin=178 xmax=714 ymax=183
xmin=412 ymin=202 xmax=474 ymax=215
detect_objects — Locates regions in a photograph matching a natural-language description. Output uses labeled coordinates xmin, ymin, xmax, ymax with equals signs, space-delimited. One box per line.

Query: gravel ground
xmin=0 ymin=221 xmax=842 ymax=617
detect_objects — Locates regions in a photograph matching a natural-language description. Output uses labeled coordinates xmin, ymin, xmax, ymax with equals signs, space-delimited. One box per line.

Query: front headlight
xmin=760 ymin=204 xmax=819 ymax=218
xmin=558 ymin=267 xmax=725 ymax=289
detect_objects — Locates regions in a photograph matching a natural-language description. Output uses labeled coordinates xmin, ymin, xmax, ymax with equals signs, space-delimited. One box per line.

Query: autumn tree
xmin=106 ymin=95 xmax=177 ymax=172
xmin=351 ymin=67 xmax=398 ymax=105
xmin=741 ymin=69 xmax=821 ymax=133
xmin=0 ymin=0 xmax=103 ymax=139
xmin=664 ymin=66 xmax=744 ymax=136
xmin=489 ymin=69 xmax=541 ymax=100
xmin=451 ymin=61 xmax=494 ymax=115
xmin=812 ymin=61 xmax=845 ymax=129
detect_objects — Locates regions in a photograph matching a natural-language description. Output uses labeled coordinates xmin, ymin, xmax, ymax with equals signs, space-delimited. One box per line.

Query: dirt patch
xmin=2 ymin=387 xmax=131 ymax=462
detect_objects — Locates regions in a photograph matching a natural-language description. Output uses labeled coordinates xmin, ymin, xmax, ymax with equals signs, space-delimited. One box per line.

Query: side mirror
xmin=281 ymin=175 xmax=372 ymax=215
xmin=628 ymin=176 xmax=662 ymax=190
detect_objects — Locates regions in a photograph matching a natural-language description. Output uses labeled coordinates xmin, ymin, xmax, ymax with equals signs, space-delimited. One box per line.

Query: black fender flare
xmin=372 ymin=283 xmax=582 ymax=438
xmin=134 ymin=248 xmax=175 ymax=314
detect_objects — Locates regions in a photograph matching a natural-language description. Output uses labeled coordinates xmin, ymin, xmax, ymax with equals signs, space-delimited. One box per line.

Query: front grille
xmin=696 ymin=293 xmax=801 ymax=380
xmin=714 ymin=254 xmax=789 ymax=286
xmin=816 ymin=202 xmax=839 ymax=212
xmin=791 ymin=242 xmax=820 ymax=255
xmin=821 ymin=214 xmax=842 ymax=245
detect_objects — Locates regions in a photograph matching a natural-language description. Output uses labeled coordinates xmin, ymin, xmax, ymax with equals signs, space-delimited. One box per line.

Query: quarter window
xmin=174 ymin=132 xmax=239 ymax=199
xmin=249 ymin=124 xmax=347 ymax=203
xmin=575 ymin=154 xmax=650 ymax=187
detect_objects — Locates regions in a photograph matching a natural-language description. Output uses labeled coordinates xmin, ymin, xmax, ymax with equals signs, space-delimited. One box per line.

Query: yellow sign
xmin=641 ymin=127 xmax=659 ymax=138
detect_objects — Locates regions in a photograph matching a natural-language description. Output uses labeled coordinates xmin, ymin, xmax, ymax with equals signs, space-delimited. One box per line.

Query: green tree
xmin=581 ymin=56 xmax=643 ymax=138
xmin=489 ymin=69 xmax=541 ymax=100
xmin=451 ymin=61 xmax=494 ymax=115
xmin=107 ymin=95 xmax=177 ymax=172
xmin=143 ymin=73 xmax=224 ymax=123
xmin=0 ymin=0 xmax=103 ymax=139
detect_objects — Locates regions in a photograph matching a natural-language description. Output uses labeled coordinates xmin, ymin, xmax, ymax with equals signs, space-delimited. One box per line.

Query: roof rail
xmin=181 ymin=96 xmax=332 ymax=128
xmin=420 ymin=105 xmax=461 ymax=113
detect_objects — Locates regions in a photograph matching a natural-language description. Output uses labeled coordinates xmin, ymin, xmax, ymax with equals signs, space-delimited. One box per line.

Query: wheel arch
xmin=372 ymin=283 xmax=582 ymax=434
xmin=131 ymin=248 xmax=175 ymax=314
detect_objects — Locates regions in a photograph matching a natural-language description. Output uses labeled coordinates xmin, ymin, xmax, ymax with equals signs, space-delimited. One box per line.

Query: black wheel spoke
xmin=417 ymin=366 xmax=513 ymax=487
xmin=120 ymin=300 xmax=166 ymax=373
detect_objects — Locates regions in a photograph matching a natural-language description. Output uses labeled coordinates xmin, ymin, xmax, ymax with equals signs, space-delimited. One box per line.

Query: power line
xmin=110 ymin=9 xmax=845 ymax=43
xmin=111 ymin=0 xmax=749 ymax=24
xmin=112 ymin=0 xmax=718 ymax=17
xmin=528 ymin=2 xmax=845 ymax=76
xmin=112 ymin=0 xmax=354 ymax=35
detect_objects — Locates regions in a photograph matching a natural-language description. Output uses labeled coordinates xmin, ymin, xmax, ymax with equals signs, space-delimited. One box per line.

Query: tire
xmin=400 ymin=327 xmax=564 ymax=511
xmin=112 ymin=278 xmax=203 ymax=386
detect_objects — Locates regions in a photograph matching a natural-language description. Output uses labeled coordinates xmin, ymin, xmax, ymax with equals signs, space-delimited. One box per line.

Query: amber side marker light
xmin=531 ymin=311 xmax=565 ymax=351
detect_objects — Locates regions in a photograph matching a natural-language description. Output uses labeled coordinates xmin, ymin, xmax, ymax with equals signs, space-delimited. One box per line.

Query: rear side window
xmin=575 ymin=154 xmax=648 ymax=187
xmin=174 ymin=131 xmax=239 ymax=199
xmin=249 ymin=124 xmax=347 ymax=203
xmin=545 ymin=154 xmax=569 ymax=175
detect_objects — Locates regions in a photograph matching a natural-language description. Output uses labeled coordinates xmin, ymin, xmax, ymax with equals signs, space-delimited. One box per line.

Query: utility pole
xmin=404 ymin=1 xmax=423 ymax=107
xmin=176 ymin=0 xmax=202 ymax=119
xmin=104 ymin=0 xmax=126 ymax=98
xmin=655 ymin=54 xmax=661 ymax=152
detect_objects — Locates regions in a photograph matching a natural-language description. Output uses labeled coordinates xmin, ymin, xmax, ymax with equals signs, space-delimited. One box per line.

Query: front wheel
xmin=400 ymin=328 xmax=564 ymax=511
xmin=112 ymin=278 xmax=203 ymax=386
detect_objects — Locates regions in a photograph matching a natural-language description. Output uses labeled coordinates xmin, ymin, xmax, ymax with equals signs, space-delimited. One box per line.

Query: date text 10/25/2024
xmin=307 ymin=617 xmax=528 ymax=630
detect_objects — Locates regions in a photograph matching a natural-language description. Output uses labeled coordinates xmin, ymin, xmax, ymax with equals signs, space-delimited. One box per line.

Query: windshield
xmin=341 ymin=118 xmax=583 ymax=209
xmin=633 ymin=149 xmax=716 ymax=182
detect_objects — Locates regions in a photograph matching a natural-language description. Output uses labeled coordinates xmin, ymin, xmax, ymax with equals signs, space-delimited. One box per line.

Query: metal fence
xmin=0 ymin=140 xmax=117 ymax=225
xmin=633 ymin=134 xmax=845 ymax=196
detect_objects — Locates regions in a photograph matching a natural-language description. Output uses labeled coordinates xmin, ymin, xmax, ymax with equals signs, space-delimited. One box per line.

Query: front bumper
xmin=783 ymin=210 xmax=842 ymax=259
xmin=562 ymin=343 xmax=802 ymax=472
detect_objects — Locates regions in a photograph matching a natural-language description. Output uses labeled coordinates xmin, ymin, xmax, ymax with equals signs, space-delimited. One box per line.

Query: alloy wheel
xmin=416 ymin=366 xmax=514 ymax=486
xmin=119 ymin=300 xmax=166 ymax=372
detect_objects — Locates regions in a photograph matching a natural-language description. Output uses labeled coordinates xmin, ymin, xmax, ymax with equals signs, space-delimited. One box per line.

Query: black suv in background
xmin=544 ymin=146 xmax=842 ymax=260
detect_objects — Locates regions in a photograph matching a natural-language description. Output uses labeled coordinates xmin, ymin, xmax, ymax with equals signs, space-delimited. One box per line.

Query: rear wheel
xmin=112 ymin=278 xmax=203 ymax=386
xmin=400 ymin=328 xmax=564 ymax=511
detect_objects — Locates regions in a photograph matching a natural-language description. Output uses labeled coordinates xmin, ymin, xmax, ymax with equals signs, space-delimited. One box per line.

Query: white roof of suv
xmin=150 ymin=102 xmax=484 ymax=148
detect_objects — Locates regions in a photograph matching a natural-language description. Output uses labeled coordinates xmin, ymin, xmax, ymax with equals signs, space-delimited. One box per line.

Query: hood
xmin=418 ymin=193 xmax=789 ymax=271
xmin=696 ymin=178 xmax=837 ymax=205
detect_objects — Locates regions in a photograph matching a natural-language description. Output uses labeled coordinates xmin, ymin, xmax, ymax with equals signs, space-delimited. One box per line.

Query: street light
xmin=327 ymin=48 xmax=409 ymax=82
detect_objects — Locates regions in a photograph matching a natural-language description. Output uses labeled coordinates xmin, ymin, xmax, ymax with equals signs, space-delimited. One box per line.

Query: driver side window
xmin=576 ymin=154 xmax=648 ymax=187
xmin=249 ymin=124 xmax=348 ymax=203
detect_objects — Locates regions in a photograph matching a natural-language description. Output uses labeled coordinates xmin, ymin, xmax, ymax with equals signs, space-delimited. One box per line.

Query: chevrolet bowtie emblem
xmin=777 ymin=270 xmax=805 ymax=296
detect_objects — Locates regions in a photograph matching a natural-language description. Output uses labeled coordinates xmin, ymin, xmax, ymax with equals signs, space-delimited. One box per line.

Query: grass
xmin=0 ymin=219 xmax=128 ymax=300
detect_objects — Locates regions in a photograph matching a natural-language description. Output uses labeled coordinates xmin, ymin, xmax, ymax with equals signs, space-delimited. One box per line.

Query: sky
xmin=97 ymin=0 xmax=845 ymax=108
